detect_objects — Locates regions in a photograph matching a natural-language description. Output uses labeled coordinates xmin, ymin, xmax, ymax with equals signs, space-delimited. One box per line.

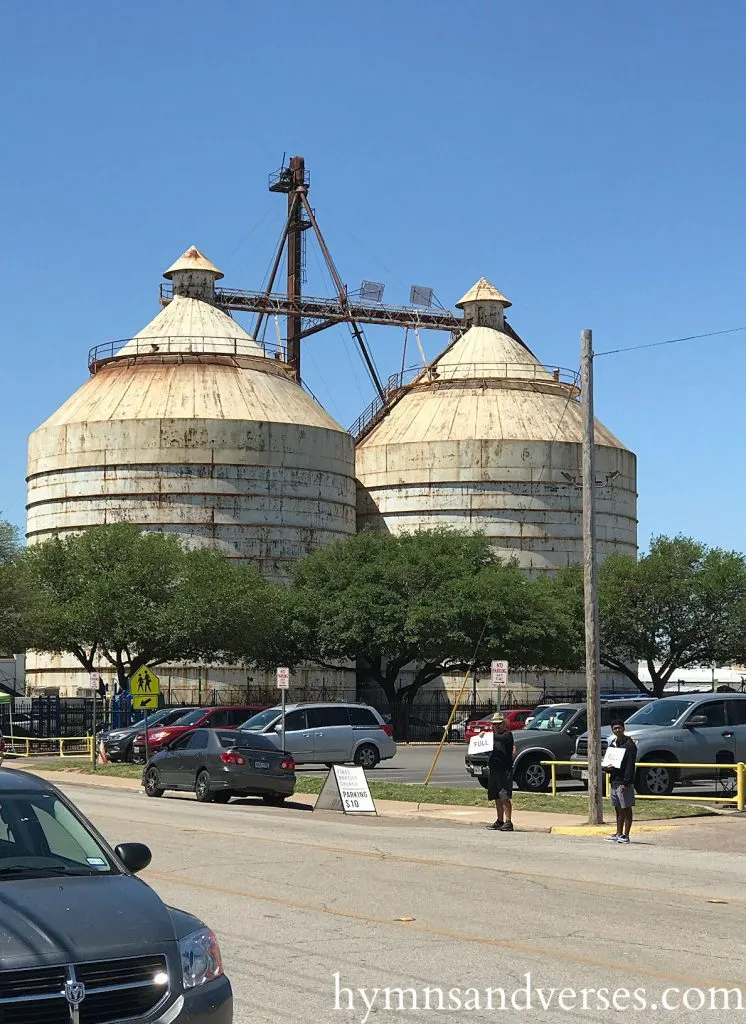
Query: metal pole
xmin=286 ymin=156 xmax=306 ymax=381
xmin=92 ymin=692 xmax=97 ymax=772
xmin=582 ymin=328 xmax=603 ymax=825
xmin=144 ymin=709 xmax=149 ymax=765
xmin=280 ymin=689 xmax=286 ymax=751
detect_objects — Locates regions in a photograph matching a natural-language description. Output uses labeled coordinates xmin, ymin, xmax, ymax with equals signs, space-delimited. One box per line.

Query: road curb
xmin=551 ymin=823 xmax=677 ymax=837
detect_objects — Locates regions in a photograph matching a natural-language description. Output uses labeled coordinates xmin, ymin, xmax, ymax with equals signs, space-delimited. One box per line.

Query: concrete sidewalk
xmin=18 ymin=767 xmax=715 ymax=835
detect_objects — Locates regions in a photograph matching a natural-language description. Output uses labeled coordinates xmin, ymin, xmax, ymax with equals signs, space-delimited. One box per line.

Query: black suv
xmin=0 ymin=768 xmax=232 ymax=1021
xmin=465 ymin=699 xmax=651 ymax=792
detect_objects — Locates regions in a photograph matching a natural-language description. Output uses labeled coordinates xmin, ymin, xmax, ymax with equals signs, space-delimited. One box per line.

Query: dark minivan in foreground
xmin=0 ymin=768 xmax=232 ymax=1022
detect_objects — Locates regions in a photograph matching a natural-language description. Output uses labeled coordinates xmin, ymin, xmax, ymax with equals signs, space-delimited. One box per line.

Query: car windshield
xmin=624 ymin=700 xmax=695 ymax=727
xmin=168 ymin=708 xmax=208 ymax=727
xmin=238 ymin=708 xmax=280 ymax=732
xmin=525 ymin=707 xmax=577 ymax=731
xmin=0 ymin=791 xmax=116 ymax=879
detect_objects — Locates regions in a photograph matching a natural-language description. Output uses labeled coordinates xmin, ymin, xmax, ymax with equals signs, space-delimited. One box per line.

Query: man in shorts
xmin=604 ymin=717 xmax=637 ymax=844
xmin=485 ymin=714 xmax=515 ymax=832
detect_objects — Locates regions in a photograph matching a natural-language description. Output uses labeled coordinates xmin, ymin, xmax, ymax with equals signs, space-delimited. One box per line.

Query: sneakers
xmin=617 ymin=835 xmax=630 ymax=844
xmin=499 ymin=821 xmax=514 ymax=832
xmin=486 ymin=820 xmax=504 ymax=831
xmin=604 ymin=834 xmax=621 ymax=842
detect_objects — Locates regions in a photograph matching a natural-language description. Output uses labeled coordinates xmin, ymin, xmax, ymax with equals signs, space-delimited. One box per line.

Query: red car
xmin=464 ymin=709 xmax=533 ymax=742
xmin=131 ymin=705 xmax=266 ymax=761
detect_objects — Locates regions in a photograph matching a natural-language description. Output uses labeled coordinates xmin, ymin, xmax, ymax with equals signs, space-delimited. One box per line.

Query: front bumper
xmin=465 ymin=760 xmax=489 ymax=778
xmin=156 ymin=976 xmax=233 ymax=1023
xmin=569 ymin=756 xmax=587 ymax=780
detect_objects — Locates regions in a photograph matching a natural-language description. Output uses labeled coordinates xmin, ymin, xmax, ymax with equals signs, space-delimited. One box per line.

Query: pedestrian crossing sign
xmin=130 ymin=666 xmax=160 ymax=698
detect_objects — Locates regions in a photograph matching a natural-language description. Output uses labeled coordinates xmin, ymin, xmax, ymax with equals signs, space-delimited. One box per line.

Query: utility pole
xmin=581 ymin=328 xmax=603 ymax=825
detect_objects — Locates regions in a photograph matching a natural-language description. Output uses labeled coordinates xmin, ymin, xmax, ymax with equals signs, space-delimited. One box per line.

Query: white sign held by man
xmin=314 ymin=765 xmax=377 ymax=815
xmin=468 ymin=731 xmax=494 ymax=756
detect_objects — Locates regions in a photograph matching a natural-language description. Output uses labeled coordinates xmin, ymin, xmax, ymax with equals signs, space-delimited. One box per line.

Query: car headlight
xmin=151 ymin=731 xmax=170 ymax=741
xmin=180 ymin=928 xmax=224 ymax=989
xmin=108 ymin=732 xmax=125 ymax=741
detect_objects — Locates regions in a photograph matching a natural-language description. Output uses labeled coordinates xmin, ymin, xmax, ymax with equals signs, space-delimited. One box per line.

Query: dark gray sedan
xmin=142 ymin=728 xmax=296 ymax=805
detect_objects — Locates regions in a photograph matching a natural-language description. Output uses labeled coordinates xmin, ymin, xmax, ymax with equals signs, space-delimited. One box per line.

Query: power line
xmin=596 ymin=325 xmax=746 ymax=357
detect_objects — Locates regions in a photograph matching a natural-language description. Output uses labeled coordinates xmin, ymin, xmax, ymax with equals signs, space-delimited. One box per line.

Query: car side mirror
xmin=115 ymin=843 xmax=152 ymax=874
xmin=273 ymin=723 xmax=282 ymax=733
xmin=685 ymin=715 xmax=708 ymax=728
xmin=567 ymin=726 xmax=580 ymax=737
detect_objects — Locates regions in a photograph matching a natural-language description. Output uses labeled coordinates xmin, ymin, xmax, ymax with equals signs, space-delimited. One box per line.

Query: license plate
xmin=133 ymin=747 xmax=142 ymax=755
xmin=254 ymin=760 xmax=270 ymax=770
xmin=581 ymin=770 xmax=588 ymax=781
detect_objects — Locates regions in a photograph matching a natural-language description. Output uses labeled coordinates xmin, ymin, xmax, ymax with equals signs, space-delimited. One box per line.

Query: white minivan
xmin=237 ymin=702 xmax=397 ymax=769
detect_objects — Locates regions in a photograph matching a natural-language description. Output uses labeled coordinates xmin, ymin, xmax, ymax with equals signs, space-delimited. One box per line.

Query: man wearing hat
xmin=485 ymin=713 xmax=516 ymax=832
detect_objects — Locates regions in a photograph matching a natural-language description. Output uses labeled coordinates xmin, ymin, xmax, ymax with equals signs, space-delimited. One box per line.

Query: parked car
xmin=131 ymin=705 xmax=266 ymax=761
xmin=465 ymin=699 xmax=651 ymax=792
xmin=102 ymin=706 xmax=199 ymax=762
xmin=0 ymin=767 xmax=232 ymax=1021
xmin=570 ymin=693 xmax=746 ymax=795
xmin=238 ymin=702 xmax=396 ymax=769
xmin=142 ymin=728 xmax=296 ymax=804
xmin=0 ymin=731 xmax=4 ymax=767
xmin=464 ymin=708 xmax=533 ymax=742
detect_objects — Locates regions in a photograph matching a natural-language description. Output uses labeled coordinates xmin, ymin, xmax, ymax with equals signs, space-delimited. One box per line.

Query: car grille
xmin=575 ymin=738 xmax=608 ymax=758
xmin=0 ymin=954 xmax=169 ymax=1024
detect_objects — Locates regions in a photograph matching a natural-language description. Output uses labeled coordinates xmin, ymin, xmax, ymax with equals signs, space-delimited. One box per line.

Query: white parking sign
xmin=276 ymin=667 xmax=290 ymax=690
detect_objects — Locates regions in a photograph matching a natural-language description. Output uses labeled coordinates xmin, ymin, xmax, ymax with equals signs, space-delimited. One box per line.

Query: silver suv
xmin=237 ymin=702 xmax=397 ymax=769
xmin=571 ymin=692 xmax=746 ymax=795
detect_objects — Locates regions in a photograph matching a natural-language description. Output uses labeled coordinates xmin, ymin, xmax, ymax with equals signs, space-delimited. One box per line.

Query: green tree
xmin=289 ymin=528 xmax=582 ymax=736
xmin=21 ymin=524 xmax=282 ymax=690
xmin=0 ymin=517 xmax=28 ymax=655
xmin=559 ymin=536 xmax=746 ymax=698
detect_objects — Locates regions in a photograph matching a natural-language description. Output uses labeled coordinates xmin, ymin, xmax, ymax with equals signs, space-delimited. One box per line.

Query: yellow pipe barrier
xmin=542 ymin=760 xmax=746 ymax=809
xmin=4 ymin=737 xmax=94 ymax=760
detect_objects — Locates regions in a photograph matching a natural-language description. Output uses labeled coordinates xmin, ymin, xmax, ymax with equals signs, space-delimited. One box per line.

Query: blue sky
xmin=1 ymin=1 xmax=744 ymax=550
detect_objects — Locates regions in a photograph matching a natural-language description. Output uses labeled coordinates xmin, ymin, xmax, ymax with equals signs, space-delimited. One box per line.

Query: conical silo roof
xmin=116 ymin=246 xmax=264 ymax=359
xmin=456 ymin=277 xmax=512 ymax=309
xmin=357 ymin=278 xmax=627 ymax=449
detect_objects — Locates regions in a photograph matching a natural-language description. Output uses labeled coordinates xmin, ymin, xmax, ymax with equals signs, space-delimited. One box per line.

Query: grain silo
xmin=355 ymin=278 xmax=637 ymax=570
xmin=26 ymin=246 xmax=356 ymax=696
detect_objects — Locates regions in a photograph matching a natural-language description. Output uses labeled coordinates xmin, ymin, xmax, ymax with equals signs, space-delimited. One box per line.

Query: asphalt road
xmin=57 ymin=780 xmax=746 ymax=1023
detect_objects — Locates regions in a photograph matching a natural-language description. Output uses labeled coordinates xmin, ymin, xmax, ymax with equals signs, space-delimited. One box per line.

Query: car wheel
xmin=262 ymin=794 xmax=287 ymax=806
xmin=636 ymin=760 xmax=675 ymax=796
xmin=515 ymin=758 xmax=550 ymax=793
xmin=144 ymin=768 xmax=164 ymax=798
xmin=477 ymin=776 xmax=489 ymax=790
xmin=195 ymin=770 xmax=214 ymax=803
xmin=354 ymin=744 xmax=380 ymax=770
xmin=212 ymin=791 xmax=232 ymax=804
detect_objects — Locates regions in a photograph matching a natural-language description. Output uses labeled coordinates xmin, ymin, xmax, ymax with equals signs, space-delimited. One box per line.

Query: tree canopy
xmin=560 ymin=535 xmax=746 ymax=697
xmin=288 ymin=528 xmax=582 ymax=733
xmin=0 ymin=518 xmax=27 ymax=655
xmin=21 ymin=524 xmax=283 ymax=690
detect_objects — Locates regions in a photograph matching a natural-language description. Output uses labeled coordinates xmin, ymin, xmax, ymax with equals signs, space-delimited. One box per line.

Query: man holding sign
xmin=603 ymin=718 xmax=637 ymax=844
xmin=485 ymin=714 xmax=516 ymax=833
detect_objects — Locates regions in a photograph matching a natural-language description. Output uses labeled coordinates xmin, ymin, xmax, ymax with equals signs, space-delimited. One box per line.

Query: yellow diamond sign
xmin=130 ymin=666 xmax=160 ymax=698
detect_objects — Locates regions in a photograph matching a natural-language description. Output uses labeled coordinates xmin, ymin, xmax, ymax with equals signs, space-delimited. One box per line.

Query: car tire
xmin=635 ymin=759 xmax=676 ymax=797
xmin=515 ymin=758 xmax=551 ymax=793
xmin=212 ymin=791 xmax=232 ymax=804
xmin=262 ymin=794 xmax=287 ymax=806
xmin=354 ymin=744 xmax=380 ymax=770
xmin=144 ymin=768 xmax=164 ymax=798
xmin=195 ymin=770 xmax=214 ymax=803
